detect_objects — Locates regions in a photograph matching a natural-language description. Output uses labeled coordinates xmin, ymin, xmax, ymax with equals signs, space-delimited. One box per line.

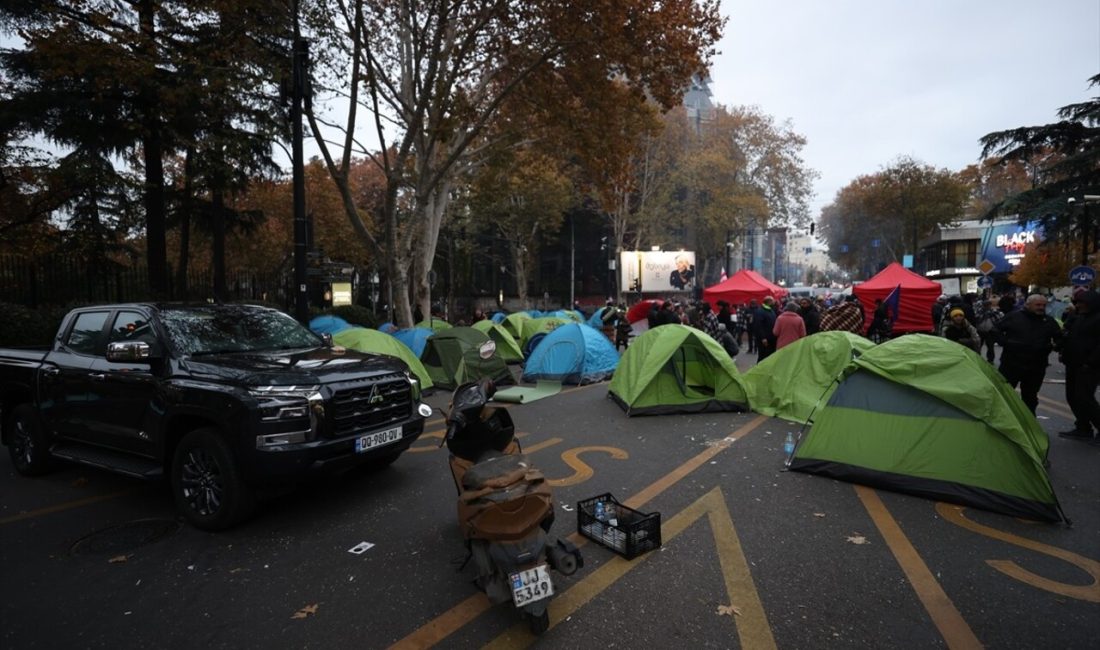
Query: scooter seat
xmin=462 ymin=453 xmax=533 ymax=491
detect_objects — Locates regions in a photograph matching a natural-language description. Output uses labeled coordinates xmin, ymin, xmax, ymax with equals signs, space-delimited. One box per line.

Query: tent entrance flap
xmin=667 ymin=345 xmax=717 ymax=397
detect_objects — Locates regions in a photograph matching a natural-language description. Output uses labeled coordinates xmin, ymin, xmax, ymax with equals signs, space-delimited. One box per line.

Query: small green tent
xmin=790 ymin=335 xmax=1066 ymax=523
xmin=419 ymin=327 xmax=515 ymax=390
xmin=608 ymin=324 xmax=747 ymax=416
xmin=332 ymin=327 xmax=434 ymax=391
xmin=742 ymin=331 xmax=875 ymax=423
xmin=416 ymin=318 xmax=452 ymax=331
xmin=471 ymin=320 xmax=524 ymax=363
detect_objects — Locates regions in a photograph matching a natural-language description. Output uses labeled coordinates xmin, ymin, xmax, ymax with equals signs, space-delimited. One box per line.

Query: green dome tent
xmin=608 ymin=324 xmax=748 ymax=416
xmin=742 ymin=331 xmax=875 ymax=423
xmin=790 ymin=335 xmax=1066 ymax=523
xmin=501 ymin=312 xmax=532 ymax=340
xmin=332 ymin=327 xmax=434 ymax=390
xmin=471 ymin=320 xmax=524 ymax=363
xmin=419 ymin=327 xmax=515 ymax=390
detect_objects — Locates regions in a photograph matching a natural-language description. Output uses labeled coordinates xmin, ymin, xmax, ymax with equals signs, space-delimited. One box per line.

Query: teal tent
xmin=419 ymin=327 xmax=515 ymax=390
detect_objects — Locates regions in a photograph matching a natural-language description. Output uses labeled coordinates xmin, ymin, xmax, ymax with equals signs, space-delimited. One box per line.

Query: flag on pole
xmin=883 ymin=284 xmax=902 ymax=327
xmin=720 ymin=267 xmax=727 ymax=282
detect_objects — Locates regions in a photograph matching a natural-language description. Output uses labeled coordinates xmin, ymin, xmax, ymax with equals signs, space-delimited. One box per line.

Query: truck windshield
xmin=160 ymin=306 xmax=322 ymax=356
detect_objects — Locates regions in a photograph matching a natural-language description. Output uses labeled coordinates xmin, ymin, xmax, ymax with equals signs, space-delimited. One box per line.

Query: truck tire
xmin=171 ymin=428 xmax=255 ymax=531
xmin=8 ymin=404 xmax=53 ymax=476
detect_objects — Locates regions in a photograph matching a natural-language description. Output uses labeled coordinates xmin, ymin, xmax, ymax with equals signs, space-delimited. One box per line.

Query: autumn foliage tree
xmin=303 ymin=0 xmax=724 ymax=326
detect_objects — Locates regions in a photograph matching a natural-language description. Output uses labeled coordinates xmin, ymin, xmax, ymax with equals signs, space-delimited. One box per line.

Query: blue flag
xmin=883 ymin=284 xmax=901 ymax=327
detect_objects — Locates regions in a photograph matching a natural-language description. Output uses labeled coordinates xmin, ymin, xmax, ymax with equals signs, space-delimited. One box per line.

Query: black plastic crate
xmin=576 ymin=493 xmax=661 ymax=560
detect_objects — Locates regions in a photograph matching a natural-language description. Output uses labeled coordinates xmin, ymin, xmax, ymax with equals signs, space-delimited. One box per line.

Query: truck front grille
xmin=329 ymin=373 xmax=413 ymax=437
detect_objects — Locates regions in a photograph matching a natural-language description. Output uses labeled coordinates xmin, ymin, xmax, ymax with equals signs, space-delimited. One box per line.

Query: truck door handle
xmin=43 ymin=367 xmax=60 ymax=377
xmin=89 ymin=373 xmax=106 ymax=381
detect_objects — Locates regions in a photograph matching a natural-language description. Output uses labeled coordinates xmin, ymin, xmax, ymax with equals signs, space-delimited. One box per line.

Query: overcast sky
xmin=709 ymin=0 xmax=1099 ymax=219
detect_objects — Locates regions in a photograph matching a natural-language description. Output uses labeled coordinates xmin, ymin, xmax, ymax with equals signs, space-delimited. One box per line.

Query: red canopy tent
xmin=625 ymin=299 xmax=663 ymax=324
xmin=852 ymin=262 xmax=942 ymax=334
xmin=702 ymin=270 xmax=789 ymax=307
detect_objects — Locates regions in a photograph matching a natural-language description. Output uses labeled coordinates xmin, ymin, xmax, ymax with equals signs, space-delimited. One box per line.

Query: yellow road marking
xmin=388 ymin=414 xmax=768 ymax=649
xmin=936 ymin=503 xmax=1100 ymax=602
xmin=0 ymin=489 xmax=134 ymax=526
xmin=547 ymin=446 xmax=629 ymax=487
xmin=483 ymin=487 xmax=777 ymax=650
xmin=855 ymin=486 xmax=983 ymax=650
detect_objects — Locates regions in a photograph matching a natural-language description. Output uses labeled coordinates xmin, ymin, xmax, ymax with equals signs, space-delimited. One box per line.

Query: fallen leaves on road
xmin=291 ymin=604 xmax=319 ymax=620
xmin=716 ymin=604 xmax=741 ymax=616
xmin=108 ymin=554 xmax=130 ymax=564
xmin=846 ymin=534 xmax=869 ymax=545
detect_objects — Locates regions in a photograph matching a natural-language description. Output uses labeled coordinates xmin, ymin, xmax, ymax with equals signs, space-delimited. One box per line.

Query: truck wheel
xmin=171 ymin=429 xmax=255 ymax=531
xmin=8 ymin=404 xmax=53 ymax=476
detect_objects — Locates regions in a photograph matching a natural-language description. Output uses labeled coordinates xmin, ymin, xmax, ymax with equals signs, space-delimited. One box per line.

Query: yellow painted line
xmin=483 ymin=487 xmax=777 ymax=650
xmin=520 ymin=437 xmax=563 ymax=455
xmin=936 ymin=503 xmax=1100 ymax=602
xmin=388 ymin=414 xmax=769 ymax=649
xmin=0 ymin=489 xmax=134 ymax=526
xmin=547 ymin=446 xmax=628 ymax=487
xmin=855 ymin=486 xmax=983 ymax=650
xmin=623 ymin=415 xmax=768 ymax=511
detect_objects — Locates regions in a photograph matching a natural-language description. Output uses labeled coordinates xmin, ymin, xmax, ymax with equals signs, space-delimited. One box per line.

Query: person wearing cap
xmin=1059 ymin=290 xmax=1100 ymax=442
xmin=940 ymin=307 xmax=980 ymax=352
xmin=993 ymin=293 xmax=1063 ymax=414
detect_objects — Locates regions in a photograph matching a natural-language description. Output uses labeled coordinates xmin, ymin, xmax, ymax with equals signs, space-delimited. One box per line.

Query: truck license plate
xmin=510 ymin=564 xmax=553 ymax=607
xmin=355 ymin=426 xmax=402 ymax=453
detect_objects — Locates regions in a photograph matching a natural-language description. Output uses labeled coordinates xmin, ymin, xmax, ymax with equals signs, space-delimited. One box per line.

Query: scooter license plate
xmin=510 ymin=564 xmax=554 ymax=607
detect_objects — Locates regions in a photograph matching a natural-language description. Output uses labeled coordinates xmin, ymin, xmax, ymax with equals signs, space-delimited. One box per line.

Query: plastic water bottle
xmin=594 ymin=499 xmax=606 ymax=522
xmin=783 ymin=432 xmax=795 ymax=464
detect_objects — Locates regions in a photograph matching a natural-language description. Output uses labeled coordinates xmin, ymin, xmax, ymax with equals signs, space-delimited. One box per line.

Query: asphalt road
xmin=1 ymin=353 xmax=1098 ymax=649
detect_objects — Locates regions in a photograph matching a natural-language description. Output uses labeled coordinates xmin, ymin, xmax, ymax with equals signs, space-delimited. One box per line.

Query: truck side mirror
xmin=106 ymin=341 xmax=153 ymax=363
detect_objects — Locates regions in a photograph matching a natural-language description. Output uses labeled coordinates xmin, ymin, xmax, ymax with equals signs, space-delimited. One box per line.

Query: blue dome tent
xmin=393 ymin=327 xmax=435 ymax=358
xmin=490 ymin=312 xmax=507 ymax=324
xmin=522 ymin=323 xmax=620 ymax=385
xmin=377 ymin=322 xmax=399 ymax=334
xmin=309 ymin=315 xmax=352 ymax=335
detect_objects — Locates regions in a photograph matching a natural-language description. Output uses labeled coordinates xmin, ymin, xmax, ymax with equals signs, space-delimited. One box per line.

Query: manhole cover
xmin=70 ymin=519 xmax=181 ymax=556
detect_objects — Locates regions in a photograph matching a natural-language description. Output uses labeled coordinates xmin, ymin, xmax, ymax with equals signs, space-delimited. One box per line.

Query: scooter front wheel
xmin=525 ymin=609 xmax=550 ymax=636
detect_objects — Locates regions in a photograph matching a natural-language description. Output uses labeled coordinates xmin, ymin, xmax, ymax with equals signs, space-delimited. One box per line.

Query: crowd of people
xmin=590 ymin=285 xmax=1098 ymax=445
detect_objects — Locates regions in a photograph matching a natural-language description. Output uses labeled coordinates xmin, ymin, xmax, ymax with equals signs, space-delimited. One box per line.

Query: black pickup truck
xmin=0 ymin=303 xmax=432 ymax=529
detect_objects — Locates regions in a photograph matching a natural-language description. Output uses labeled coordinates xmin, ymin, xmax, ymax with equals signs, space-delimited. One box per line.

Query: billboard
xmin=620 ymin=251 xmax=697 ymax=293
xmin=980 ymin=221 xmax=1043 ymax=272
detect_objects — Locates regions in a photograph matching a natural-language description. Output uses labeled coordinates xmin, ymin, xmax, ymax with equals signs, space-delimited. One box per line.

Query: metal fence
xmin=0 ymin=255 xmax=288 ymax=308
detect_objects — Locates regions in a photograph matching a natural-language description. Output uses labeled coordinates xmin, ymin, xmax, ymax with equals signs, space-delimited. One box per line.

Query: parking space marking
xmin=483 ymin=486 xmax=776 ymax=649
xmin=936 ymin=503 xmax=1100 ymax=603
xmin=547 ymin=446 xmax=629 ymax=487
xmin=387 ymin=414 xmax=768 ymax=648
xmin=0 ymin=489 xmax=134 ymax=526
xmin=855 ymin=486 xmax=983 ymax=650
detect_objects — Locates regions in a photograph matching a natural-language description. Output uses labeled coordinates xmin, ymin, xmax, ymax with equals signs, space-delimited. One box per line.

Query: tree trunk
xmin=138 ymin=0 xmax=168 ymax=298
xmin=512 ymin=241 xmax=529 ymax=308
xmin=412 ymin=181 xmax=451 ymax=323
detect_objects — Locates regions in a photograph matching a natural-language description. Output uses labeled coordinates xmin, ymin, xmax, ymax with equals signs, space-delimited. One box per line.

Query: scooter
xmin=442 ymin=379 xmax=583 ymax=635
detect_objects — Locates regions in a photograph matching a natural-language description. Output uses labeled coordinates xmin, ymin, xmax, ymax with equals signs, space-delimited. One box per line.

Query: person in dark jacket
xmin=1059 ymin=290 xmax=1100 ymax=442
xmin=931 ymin=295 xmax=948 ymax=332
xmin=798 ymin=297 xmax=821 ymax=335
xmin=752 ymin=296 xmax=778 ymax=362
xmin=994 ymin=294 xmax=1062 ymax=414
